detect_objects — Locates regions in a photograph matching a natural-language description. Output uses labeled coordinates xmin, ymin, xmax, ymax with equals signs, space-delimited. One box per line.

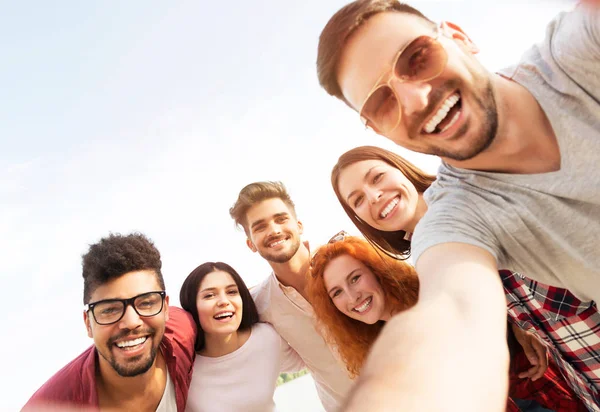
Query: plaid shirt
xmin=507 ymin=348 xmax=588 ymax=411
xmin=501 ymin=270 xmax=600 ymax=412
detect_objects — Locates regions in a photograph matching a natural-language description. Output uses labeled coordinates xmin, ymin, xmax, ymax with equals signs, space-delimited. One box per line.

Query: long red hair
xmin=307 ymin=236 xmax=419 ymax=377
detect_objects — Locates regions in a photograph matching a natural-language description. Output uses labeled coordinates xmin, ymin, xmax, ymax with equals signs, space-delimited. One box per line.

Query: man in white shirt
xmin=229 ymin=181 xmax=353 ymax=412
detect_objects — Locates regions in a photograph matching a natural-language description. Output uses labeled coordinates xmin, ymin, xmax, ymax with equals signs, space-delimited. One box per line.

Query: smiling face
xmin=337 ymin=12 xmax=498 ymax=161
xmin=196 ymin=270 xmax=243 ymax=337
xmin=323 ymin=254 xmax=389 ymax=324
xmin=245 ymin=197 xmax=303 ymax=264
xmin=337 ymin=159 xmax=420 ymax=233
xmin=84 ymin=270 xmax=169 ymax=378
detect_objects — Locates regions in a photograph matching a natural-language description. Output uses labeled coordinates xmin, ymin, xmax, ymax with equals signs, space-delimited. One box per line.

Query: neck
xmin=96 ymin=350 xmax=166 ymax=405
xmin=201 ymin=329 xmax=249 ymax=358
xmin=444 ymin=74 xmax=559 ymax=174
xmin=269 ymin=243 xmax=311 ymax=292
xmin=405 ymin=194 xmax=428 ymax=234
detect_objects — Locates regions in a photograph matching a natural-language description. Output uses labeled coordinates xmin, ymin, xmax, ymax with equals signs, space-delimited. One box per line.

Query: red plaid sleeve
xmin=509 ymin=348 xmax=588 ymax=411
xmin=501 ymin=270 xmax=600 ymax=412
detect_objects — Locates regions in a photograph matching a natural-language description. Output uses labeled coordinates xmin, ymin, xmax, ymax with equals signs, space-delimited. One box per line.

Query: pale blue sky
xmin=1 ymin=0 xmax=574 ymax=408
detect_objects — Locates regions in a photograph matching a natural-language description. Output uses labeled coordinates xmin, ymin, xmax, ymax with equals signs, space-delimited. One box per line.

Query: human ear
xmin=246 ymin=238 xmax=258 ymax=253
xmin=83 ymin=310 xmax=93 ymax=338
xmin=164 ymin=295 xmax=170 ymax=322
xmin=440 ymin=21 xmax=479 ymax=54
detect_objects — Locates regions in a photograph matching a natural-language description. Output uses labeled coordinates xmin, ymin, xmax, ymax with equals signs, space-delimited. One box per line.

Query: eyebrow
xmin=345 ymin=166 xmax=377 ymax=204
xmin=327 ymin=268 xmax=362 ymax=295
xmin=249 ymin=212 xmax=290 ymax=230
xmin=200 ymin=283 xmax=238 ymax=293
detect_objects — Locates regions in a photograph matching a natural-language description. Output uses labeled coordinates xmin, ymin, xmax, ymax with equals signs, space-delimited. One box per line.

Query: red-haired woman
xmin=309 ymin=144 xmax=597 ymax=411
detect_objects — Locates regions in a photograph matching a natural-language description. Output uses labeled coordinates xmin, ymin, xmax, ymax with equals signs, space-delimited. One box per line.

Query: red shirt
xmin=23 ymin=306 xmax=196 ymax=411
xmin=506 ymin=347 xmax=588 ymax=412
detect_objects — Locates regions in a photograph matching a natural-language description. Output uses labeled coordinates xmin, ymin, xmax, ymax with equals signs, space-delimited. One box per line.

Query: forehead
xmin=337 ymin=12 xmax=434 ymax=110
xmin=90 ymin=270 xmax=162 ymax=302
xmin=338 ymin=159 xmax=390 ymax=197
xmin=199 ymin=270 xmax=236 ymax=290
xmin=323 ymin=254 xmax=363 ymax=288
xmin=246 ymin=197 xmax=294 ymax=224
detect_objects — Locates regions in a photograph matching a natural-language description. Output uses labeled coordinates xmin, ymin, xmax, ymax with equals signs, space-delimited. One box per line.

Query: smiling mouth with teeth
xmin=267 ymin=237 xmax=287 ymax=248
xmin=352 ymin=297 xmax=372 ymax=313
xmin=115 ymin=336 xmax=148 ymax=350
xmin=214 ymin=311 xmax=234 ymax=321
xmin=423 ymin=93 xmax=462 ymax=134
xmin=380 ymin=196 xmax=400 ymax=219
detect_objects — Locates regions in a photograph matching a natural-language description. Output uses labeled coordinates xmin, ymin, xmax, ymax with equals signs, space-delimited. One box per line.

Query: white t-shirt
xmin=156 ymin=369 xmax=176 ymax=412
xmin=185 ymin=322 xmax=304 ymax=412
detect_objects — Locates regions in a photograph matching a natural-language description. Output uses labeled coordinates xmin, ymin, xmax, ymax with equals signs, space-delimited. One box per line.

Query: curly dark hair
xmin=82 ymin=232 xmax=165 ymax=304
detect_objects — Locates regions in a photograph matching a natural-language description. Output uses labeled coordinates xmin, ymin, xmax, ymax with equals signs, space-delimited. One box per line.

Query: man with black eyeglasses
xmin=23 ymin=233 xmax=196 ymax=412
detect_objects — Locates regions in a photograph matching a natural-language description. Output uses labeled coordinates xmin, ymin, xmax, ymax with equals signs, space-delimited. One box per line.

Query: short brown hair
xmin=317 ymin=0 xmax=435 ymax=103
xmin=331 ymin=146 xmax=436 ymax=259
xmin=229 ymin=181 xmax=297 ymax=235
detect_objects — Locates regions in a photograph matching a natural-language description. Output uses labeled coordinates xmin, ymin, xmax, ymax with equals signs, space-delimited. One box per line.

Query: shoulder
xmin=251 ymin=322 xmax=279 ymax=341
xmin=250 ymin=276 xmax=274 ymax=319
xmin=24 ymin=346 xmax=97 ymax=408
xmin=163 ymin=306 xmax=196 ymax=359
xmin=550 ymin=4 xmax=599 ymax=53
xmin=413 ymin=175 xmax=502 ymax=265
xmin=165 ymin=306 xmax=196 ymax=340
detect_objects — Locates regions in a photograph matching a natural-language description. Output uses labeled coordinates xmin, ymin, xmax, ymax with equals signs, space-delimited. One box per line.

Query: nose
xmin=119 ymin=304 xmax=143 ymax=330
xmin=391 ymin=79 xmax=432 ymax=116
xmin=365 ymin=186 xmax=382 ymax=204
xmin=348 ymin=290 xmax=362 ymax=308
xmin=216 ymin=292 xmax=230 ymax=307
xmin=267 ymin=222 xmax=282 ymax=237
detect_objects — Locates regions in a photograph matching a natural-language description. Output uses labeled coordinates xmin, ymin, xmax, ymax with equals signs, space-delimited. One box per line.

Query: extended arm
xmin=342 ymin=243 xmax=509 ymax=412
xmin=279 ymin=337 xmax=306 ymax=373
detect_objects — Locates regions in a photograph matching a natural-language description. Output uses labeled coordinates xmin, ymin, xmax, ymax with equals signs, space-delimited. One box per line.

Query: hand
xmin=511 ymin=323 xmax=548 ymax=381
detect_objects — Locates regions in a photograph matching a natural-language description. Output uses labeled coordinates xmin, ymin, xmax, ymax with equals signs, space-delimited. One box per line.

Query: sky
xmin=0 ymin=0 xmax=575 ymax=409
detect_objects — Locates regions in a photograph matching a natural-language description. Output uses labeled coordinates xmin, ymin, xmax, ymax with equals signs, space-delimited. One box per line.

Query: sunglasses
xmin=310 ymin=230 xmax=349 ymax=275
xmin=358 ymin=29 xmax=447 ymax=134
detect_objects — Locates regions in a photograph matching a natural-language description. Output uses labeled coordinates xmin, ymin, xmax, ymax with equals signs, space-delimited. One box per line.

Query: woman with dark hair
xmin=324 ymin=146 xmax=594 ymax=411
xmin=180 ymin=261 xmax=303 ymax=412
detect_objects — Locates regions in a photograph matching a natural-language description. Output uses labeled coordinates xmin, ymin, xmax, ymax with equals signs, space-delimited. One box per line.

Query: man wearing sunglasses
xmin=24 ymin=233 xmax=196 ymax=411
xmin=316 ymin=1 xmax=600 ymax=411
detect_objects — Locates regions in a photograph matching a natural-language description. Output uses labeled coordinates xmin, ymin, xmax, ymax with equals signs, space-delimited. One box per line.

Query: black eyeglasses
xmin=85 ymin=291 xmax=167 ymax=325
xmin=310 ymin=230 xmax=349 ymax=274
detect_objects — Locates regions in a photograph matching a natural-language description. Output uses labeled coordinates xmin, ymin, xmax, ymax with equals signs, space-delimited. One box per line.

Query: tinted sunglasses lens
xmin=361 ymin=86 xmax=399 ymax=133
xmin=394 ymin=36 xmax=447 ymax=81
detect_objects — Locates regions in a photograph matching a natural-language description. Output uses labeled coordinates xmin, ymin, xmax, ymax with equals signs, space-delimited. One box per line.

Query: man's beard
xmin=259 ymin=236 xmax=301 ymax=264
xmin=110 ymin=346 xmax=158 ymax=377
xmin=407 ymin=75 xmax=499 ymax=161
xmin=102 ymin=328 xmax=161 ymax=377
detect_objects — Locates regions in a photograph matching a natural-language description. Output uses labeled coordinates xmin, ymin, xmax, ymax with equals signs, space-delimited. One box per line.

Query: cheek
xmin=233 ymin=296 xmax=244 ymax=312
xmin=332 ymin=297 xmax=348 ymax=314
xmin=196 ymin=302 xmax=213 ymax=329
xmin=354 ymin=205 xmax=374 ymax=223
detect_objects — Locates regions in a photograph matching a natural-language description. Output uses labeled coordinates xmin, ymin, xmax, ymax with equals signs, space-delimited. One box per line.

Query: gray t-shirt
xmin=413 ymin=5 xmax=600 ymax=303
